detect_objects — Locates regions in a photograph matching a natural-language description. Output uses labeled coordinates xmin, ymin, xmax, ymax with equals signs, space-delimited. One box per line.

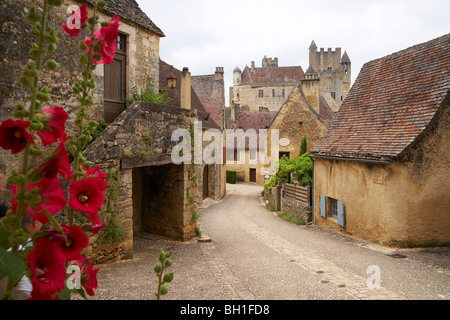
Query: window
xmin=331 ymin=92 xmax=336 ymax=100
xmin=272 ymin=89 xmax=275 ymax=97
xmin=319 ymin=195 xmax=346 ymax=227
xmin=282 ymin=89 xmax=285 ymax=98
xmin=331 ymin=198 xmax=338 ymax=218
xmin=226 ymin=149 xmax=241 ymax=162
xmin=104 ymin=33 xmax=127 ymax=123
xmin=249 ymin=149 xmax=257 ymax=161
xmin=259 ymin=90 xmax=264 ymax=98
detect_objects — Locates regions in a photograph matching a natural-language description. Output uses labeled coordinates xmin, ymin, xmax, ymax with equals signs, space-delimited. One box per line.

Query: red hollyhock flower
xmin=11 ymin=177 xmax=67 ymax=224
xmin=83 ymin=164 xmax=108 ymax=190
xmin=69 ymin=255 xmax=99 ymax=297
xmin=0 ymin=119 xmax=35 ymax=154
xmin=47 ymin=225 xmax=89 ymax=260
xmin=84 ymin=15 xmax=120 ymax=65
xmin=69 ymin=177 xmax=106 ymax=214
xmin=62 ymin=3 xmax=88 ymax=38
xmin=37 ymin=107 xmax=69 ymax=146
xmin=38 ymin=134 xmax=72 ymax=180
xmin=27 ymin=237 xmax=66 ymax=300
xmin=89 ymin=215 xmax=105 ymax=234
xmin=81 ymin=258 xmax=99 ymax=296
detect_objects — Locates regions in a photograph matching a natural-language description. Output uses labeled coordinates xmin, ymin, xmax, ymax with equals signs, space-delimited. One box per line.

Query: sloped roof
xmin=77 ymin=0 xmax=165 ymax=37
xmin=159 ymin=60 xmax=220 ymax=130
xmin=311 ymin=33 xmax=450 ymax=162
xmin=233 ymin=112 xmax=278 ymax=131
xmin=240 ymin=66 xmax=304 ymax=85
xmin=229 ymin=112 xmax=278 ymax=150
xmin=191 ymin=74 xmax=225 ymax=129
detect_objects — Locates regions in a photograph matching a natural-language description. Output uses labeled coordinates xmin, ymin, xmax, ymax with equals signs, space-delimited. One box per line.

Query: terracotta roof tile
xmin=240 ymin=66 xmax=304 ymax=85
xmin=233 ymin=112 xmax=278 ymax=131
xmin=229 ymin=112 xmax=278 ymax=150
xmin=191 ymin=74 xmax=225 ymax=129
xmin=77 ymin=0 xmax=165 ymax=37
xmin=159 ymin=60 xmax=220 ymax=130
xmin=311 ymin=33 xmax=450 ymax=161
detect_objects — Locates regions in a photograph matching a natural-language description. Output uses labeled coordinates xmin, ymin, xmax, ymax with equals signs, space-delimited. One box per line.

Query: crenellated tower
xmin=307 ymin=40 xmax=351 ymax=111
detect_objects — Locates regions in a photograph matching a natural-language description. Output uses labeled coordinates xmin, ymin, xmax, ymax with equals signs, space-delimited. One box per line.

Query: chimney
xmin=215 ymin=67 xmax=224 ymax=80
xmin=181 ymin=67 xmax=191 ymax=110
xmin=251 ymin=61 xmax=255 ymax=70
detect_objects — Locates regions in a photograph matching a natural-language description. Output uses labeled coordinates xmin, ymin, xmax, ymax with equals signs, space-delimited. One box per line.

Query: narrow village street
xmin=92 ymin=183 xmax=450 ymax=301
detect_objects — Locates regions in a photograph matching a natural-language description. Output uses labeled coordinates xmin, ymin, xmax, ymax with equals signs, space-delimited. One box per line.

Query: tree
xmin=300 ymin=136 xmax=308 ymax=156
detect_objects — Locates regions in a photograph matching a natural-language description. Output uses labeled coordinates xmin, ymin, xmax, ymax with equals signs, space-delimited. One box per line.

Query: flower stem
xmin=69 ymin=3 xmax=99 ymax=227
xmin=14 ymin=0 xmax=51 ymax=233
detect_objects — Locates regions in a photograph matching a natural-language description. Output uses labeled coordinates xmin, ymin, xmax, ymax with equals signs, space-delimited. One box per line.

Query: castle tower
xmin=341 ymin=51 xmax=352 ymax=97
xmin=308 ymin=40 xmax=351 ymax=109
xmin=309 ymin=40 xmax=318 ymax=72
xmin=233 ymin=66 xmax=241 ymax=86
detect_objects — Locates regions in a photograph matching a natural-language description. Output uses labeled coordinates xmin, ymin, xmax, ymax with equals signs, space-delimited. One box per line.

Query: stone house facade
xmin=0 ymin=0 xmax=227 ymax=263
xmin=0 ymin=0 xmax=164 ymax=172
xmin=310 ymin=34 xmax=450 ymax=247
xmin=83 ymin=61 xmax=228 ymax=262
xmin=226 ymin=85 xmax=331 ymax=185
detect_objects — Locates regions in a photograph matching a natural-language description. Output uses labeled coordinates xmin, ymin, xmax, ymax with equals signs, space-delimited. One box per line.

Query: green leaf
xmin=0 ymin=249 xmax=27 ymax=286
xmin=58 ymin=288 xmax=72 ymax=300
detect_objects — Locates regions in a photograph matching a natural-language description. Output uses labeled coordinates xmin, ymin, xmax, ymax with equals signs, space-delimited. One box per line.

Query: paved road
xmin=92 ymin=183 xmax=450 ymax=301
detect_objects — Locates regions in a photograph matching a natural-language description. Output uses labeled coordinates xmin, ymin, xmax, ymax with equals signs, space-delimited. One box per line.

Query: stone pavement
xmin=91 ymin=183 xmax=450 ymax=300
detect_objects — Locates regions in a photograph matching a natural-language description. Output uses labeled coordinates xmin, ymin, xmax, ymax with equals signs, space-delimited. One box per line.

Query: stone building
xmin=228 ymin=41 xmax=351 ymax=127
xmin=0 ymin=0 xmax=227 ymax=263
xmin=82 ymin=61 xmax=227 ymax=262
xmin=191 ymin=67 xmax=226 ymax=130
xmin=310 ymin=34 xmax=450 ymax=247
xmin=226 ymin=85 xmax=332 ymax=185
xmin=0 ymin=0 xmax=165 ymax=172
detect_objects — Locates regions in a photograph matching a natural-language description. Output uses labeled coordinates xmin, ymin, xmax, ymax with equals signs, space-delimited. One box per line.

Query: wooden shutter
xmin=104 ymin=33 xmax=127 ymax=124
xmin=337 ymin=201 xmax=345 ymax=227
xmin=320 ymin=195 xmax=326 ymax=218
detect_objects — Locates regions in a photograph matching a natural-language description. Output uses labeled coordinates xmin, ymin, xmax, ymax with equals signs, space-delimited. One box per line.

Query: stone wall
xmin=81 ymin=102 xmax=205 ymax=262
xmin=0 ymin=0 xmax=161 ymax=174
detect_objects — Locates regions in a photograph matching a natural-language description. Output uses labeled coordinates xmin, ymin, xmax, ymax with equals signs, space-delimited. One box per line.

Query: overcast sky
xmin=136 ymin=0 xmax=450 ymax=106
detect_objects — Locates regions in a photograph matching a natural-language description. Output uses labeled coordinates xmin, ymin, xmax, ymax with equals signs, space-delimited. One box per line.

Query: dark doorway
xmin=279 ymin=151 xmax=290 ymax=160
xmin=132 ymin=164 xmax=184 ymax=239
xmin=203 ymin=166 xmax=209 ymax=200
xmin=249 ymin=168 xmax=257 ymax=183
xmin=104 ymin=33 xmax=127 ymax=123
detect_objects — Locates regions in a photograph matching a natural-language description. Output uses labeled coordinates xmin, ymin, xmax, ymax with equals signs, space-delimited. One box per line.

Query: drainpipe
xmin=307 ymin=157 xmax=315 ymax=225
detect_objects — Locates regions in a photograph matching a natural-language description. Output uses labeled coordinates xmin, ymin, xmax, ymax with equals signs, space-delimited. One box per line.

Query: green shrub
xmin=278 ymin=212 xmax=306 ymax=226
xmin=226 ymin=170 xmax=237 ymax=184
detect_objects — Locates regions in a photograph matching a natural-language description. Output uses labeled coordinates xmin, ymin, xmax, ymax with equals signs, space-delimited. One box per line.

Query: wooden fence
xmin=282 ymin=184 xmax=311 ymax=206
